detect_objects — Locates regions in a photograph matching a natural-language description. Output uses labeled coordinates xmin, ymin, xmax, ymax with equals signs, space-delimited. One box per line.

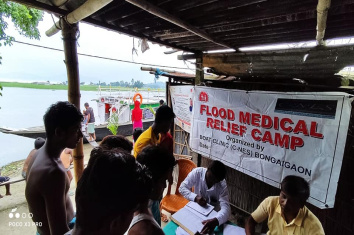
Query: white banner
xmin=170 ymin=85 xmax=194 ymax=133
xmin=190 ymin=87 xmax=352 ymax=208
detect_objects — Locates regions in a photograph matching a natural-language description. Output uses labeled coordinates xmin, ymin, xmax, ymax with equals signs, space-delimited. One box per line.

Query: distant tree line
xmin=102 ymin=79 xmax=144 ymax=88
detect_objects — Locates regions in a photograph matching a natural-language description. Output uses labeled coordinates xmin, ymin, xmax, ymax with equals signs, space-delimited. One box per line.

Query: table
xmin=163 ymin=220 xmax=235 ymax=235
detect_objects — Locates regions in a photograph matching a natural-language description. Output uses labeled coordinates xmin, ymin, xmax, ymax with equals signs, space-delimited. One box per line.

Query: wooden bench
xmin=0 ymin=176 xmax=25 ymax=186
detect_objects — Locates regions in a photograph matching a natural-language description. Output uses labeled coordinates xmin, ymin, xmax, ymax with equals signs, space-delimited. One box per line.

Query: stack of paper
xmin=172 ymin=202 xmax=218 ymax=234
xmin=172 ymin=202 xmax=254 ymax=235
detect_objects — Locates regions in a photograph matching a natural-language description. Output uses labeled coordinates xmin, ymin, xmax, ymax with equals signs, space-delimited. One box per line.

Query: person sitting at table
xmin=128 ymin=146 xmax=176 ymax=235
xmin=245 ymin=175 xmax=325 ymax=235
xmin=179 ymin=160 xmax=231 ymax=234
xmin=0 ymin=170 xmax=11 ymax=198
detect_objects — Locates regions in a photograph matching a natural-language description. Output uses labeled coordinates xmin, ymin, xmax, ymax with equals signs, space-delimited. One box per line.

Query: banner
xmin=190 ymin=87 xmax=352 ymax=208
xmin=170 ymin=85 xmax=194 ymax=133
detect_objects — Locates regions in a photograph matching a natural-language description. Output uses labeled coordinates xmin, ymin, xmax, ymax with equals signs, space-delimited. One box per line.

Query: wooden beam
xmin=61 ymin=21 xmax=84 ymax=184
xmin=125 ymin=0 xmax=235 ymax=50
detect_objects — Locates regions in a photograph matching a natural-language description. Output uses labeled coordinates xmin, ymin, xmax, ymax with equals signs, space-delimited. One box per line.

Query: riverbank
xmin=0 ymin=137 xmax=177 ymax=234
xmin=0 ymin=142 xmax=95 ymax=234
xmin=0 ymin=82 xmax=165 ymax=91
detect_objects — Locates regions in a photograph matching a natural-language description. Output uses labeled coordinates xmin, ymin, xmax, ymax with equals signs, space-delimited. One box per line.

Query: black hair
xmin=208 ymin=160 xmax=226 ymax=181
xmin=43 ymin=101 xmax=83 ymax=138
xmin=154 ymin=105 xmax=175 ymax=124
xmin=281 ymin=175 xmax=310 ymax=204
xmin=34 ymin=137 xmax=45 ymax=149
xmin=133 ymin=129 xmax=143 ymax=142
xmin=100 ymin=135 xmax=133 ymax=153
xmin=159 ymin=100 xmax=164 ymax=105
xmin=75 ymin=147 xmax=152 ymax=231
xmin=136 ymin=146 xmax=176 ymax=182
xmin=84 ymin=102 xmax=89 ymax=107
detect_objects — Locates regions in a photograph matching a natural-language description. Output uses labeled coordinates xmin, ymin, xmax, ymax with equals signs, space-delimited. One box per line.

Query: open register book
xmin=172 ymin=201 xmax=256 ymax=235
xmin=171 ymin=202 xmax=218 ymax=234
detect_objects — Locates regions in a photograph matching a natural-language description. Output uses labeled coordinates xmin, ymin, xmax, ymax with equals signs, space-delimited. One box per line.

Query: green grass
xmin=0 ymin=82 xmax=165 ymax=92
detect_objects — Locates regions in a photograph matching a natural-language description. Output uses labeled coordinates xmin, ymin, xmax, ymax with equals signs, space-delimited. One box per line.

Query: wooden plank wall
xmin=199 ymin=103 xmax=354 ymax=234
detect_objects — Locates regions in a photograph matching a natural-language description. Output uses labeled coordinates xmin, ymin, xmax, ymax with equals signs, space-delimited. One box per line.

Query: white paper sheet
xmin=172 ymin=207 xmax=204 ymax=234
xmin=223 ymin=224 xmax=246 ymax=235
xmin=176 ymin=227 xmax=190 ymax=235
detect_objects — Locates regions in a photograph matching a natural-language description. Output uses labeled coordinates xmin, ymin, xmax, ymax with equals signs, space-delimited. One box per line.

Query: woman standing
xmin=132 ymin=100 xmax=143 ymax=131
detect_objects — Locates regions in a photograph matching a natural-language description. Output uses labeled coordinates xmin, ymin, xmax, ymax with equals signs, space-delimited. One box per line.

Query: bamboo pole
xmin=192 ymin=52 xmax=204 ymax=166
xmin=61 ymin=20 xmax=84 ymax=184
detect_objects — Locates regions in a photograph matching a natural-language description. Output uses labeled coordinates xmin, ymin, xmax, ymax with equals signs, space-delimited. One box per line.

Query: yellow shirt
xmin=251 ymin=196 xmax=324 ymax=235
xmin=133 ymin=126 xmax=160 ymax=158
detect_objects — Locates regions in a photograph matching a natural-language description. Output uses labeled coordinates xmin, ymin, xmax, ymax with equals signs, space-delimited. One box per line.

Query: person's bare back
xmin=25 ymin=101 xmax=83 ymax=235
xmin=26 ymin=146 xmax=74 ymax=235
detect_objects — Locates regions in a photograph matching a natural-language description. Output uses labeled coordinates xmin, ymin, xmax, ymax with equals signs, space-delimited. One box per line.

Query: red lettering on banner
xmin=239 ymin=111 xmax=250 ymax=124
xmin=207 ymin=118 xmax=213 ymax=128
xmin=231 ymin=124 xmax=239 ymax=135
xmin=214 ymin=119 xmax=220 ymax=130
xmin=206 ymin=106 xmax=212 ymax=116
xmin=219 ymin=108 xmax=227 ymax=119
xmin=240 ymin=125 xmax=247 ymax=136
xmin=200 ymin=104 xmax=207 ymax=115
xmin=274 ymin=133 xmax=290 ymax=149
xmin=290 ymin=136 xmax=304 ymax=150
xmin=220 ymin=120 xmax=227 ymax=132
xmin=261 ymin=115 xmax=273 ymax=129
xmin=293 ymin=120 xmax=309 ymax=136
xmin=310 ymin=122 xmax=324 ymax=139
xmin=212 ymin=107 xmax=219 ymax=117
xmin=262 ymin=131 xmax=274 ymax=145
xmin=280 ymin=118 xmax=293 ymax=132
xmin=251 ymin=129 xmax=262 ymax=141
xmin=228 ymin=109 xmax=235 ymax=121
xmin=251 ymin=113 xmax=261 ymax=127
xmin=274 ymin=116 xmax=279 ymax=130
xmin=202 ymin=107 xmax=322 ymax=151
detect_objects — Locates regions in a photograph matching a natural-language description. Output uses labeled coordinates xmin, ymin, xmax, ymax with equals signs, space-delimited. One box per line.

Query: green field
xmin=0 ymin=82 xmax=164 ymax=92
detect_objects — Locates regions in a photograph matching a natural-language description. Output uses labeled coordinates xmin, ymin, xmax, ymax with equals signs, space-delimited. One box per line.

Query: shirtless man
xmin=22 ymin=137 xmax=45 ymax=179
xmin=26 ymin=101 xmax=83 ymax=235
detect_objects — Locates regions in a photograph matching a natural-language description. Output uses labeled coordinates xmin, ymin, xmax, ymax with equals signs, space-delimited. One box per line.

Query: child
xmin=0 ymin=169 xmax=11 ymax=198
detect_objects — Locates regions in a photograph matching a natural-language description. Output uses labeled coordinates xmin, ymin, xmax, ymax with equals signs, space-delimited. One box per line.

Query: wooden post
xmin=62 ymin=20 xmax=84 ymax=184
xmin=192 ymin=52 xmax=204 ymax=166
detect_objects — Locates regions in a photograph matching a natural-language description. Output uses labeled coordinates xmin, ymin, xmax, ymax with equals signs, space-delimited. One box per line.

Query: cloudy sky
xmin=0 ymin=12 xmax=195 ymax=84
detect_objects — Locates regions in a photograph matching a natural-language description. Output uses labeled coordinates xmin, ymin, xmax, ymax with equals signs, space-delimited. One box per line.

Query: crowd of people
xmin=19 ymin=101 xmax=324 ymax=235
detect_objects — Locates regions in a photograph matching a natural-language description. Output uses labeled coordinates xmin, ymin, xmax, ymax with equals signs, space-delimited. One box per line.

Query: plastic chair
xmin=160 ymin=158 xmax=197 ymax=214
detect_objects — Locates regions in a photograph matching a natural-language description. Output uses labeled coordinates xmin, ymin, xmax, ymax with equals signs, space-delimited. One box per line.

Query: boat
xmin=94 ymin=86 xmax=164 ymax=125
xmin=0 ymin=120 xmax=155 ymax=143
xmin=0 ymin=88 xmax=165 ymax=143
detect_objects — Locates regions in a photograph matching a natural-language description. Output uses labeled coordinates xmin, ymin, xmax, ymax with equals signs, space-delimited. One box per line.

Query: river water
xmin=0 ymin=87 xmax=164 ymax=167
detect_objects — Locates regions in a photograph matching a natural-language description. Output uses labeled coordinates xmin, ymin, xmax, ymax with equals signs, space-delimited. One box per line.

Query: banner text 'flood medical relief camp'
xmin=190 ymin=86 xmax=352 ymax=208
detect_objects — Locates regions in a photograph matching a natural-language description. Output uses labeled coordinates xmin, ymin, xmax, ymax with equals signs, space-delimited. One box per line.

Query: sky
xmin=0 ymin=12 xmax=195 ymax=84
xmin=1 ymin=11 xmax=353 ymax=85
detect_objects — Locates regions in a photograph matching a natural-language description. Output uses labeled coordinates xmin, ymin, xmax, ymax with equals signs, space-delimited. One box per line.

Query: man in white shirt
xmin=179 ymin=160 xmax=231 ymax=234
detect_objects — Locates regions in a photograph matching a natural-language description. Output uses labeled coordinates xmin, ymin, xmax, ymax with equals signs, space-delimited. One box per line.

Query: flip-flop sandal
xmin=161 ymin=213 xmax=169 ymax=222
